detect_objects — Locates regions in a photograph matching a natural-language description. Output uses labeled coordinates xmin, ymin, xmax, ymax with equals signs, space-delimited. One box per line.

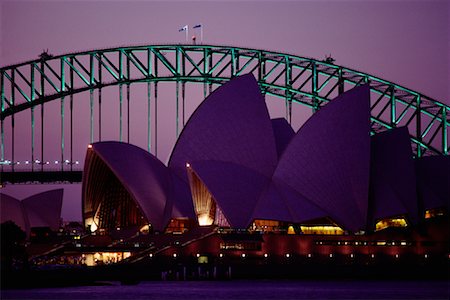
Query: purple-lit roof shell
xmin=169 ymin=74 xmax=278 ymax=179
xmin=415 ymin=156 xmax=450 ymax=211
xmin=22 ymin=189 xmax=64 ymax=231
xmin=273 ymin=85 xmax=371 ymax=232
xmin=271 ymin=118 xmax=295 ymax=158
xmin=369 ymin=127 xmax=418 ymax=224
xmin=171 ymin=173 xmax=196 ymax=219
xmin=1 ymin=190 xmax=63 ymax=235
xmin=0 ymin=193 xmax=27 ymax=231
xmin=86 ymin=142 xmax=174 ymax=231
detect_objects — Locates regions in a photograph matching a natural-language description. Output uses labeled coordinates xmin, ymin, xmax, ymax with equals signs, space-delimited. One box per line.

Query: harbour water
xmin=2 ymin=280 xmax=448 ymax=300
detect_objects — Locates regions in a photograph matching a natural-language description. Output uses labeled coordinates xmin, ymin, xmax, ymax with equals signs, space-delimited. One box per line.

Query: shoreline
xmin=2 ymin=259 xmax=448 ymax=290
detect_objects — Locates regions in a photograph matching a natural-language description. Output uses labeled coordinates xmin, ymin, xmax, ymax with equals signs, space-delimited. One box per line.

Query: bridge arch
xmin=0 ymin=44 xmax=448 ymax=180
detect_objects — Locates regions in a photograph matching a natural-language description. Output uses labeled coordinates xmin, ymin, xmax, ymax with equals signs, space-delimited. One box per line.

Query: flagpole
xmin=201 ymin=24 xmax=203 ymax=43
xmin=186 ymin=27 xmax=188 ymax=43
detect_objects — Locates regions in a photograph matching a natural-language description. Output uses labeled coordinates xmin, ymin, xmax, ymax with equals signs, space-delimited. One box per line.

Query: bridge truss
xmin=1 ymin=45 xmax=448 ymax=183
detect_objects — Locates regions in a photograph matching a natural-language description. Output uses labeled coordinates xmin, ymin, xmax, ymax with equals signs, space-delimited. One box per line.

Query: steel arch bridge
xmin=1 ymin=44 xmax=449 ymax=183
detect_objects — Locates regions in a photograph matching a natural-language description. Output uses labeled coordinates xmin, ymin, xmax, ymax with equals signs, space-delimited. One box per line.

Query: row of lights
xmin=156 ymin=253 xmax=433 ymax=259
xmin=0 ymin=159 xmax=79 ymax=165
xmin=1 ymin=143 xmax=92 ymax=165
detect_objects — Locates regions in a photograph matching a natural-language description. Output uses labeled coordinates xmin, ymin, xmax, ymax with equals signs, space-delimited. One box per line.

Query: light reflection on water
xmin=2 ymin=280 xmax=449 ymax=300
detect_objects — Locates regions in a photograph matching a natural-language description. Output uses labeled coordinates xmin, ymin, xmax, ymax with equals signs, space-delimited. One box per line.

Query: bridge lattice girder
xmin=1 ymin=44 xmax=448 ymax=160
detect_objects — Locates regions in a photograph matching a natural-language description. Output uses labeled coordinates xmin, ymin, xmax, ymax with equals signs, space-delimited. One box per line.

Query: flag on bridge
xmin=179 ymin=25 xmax=189 ymax=42
xmin=193 ymin=24 xmax=203 ymax=43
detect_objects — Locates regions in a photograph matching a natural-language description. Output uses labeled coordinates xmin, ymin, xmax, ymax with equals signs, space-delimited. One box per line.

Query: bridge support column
xmin=147 ymin=82 xmax=151 ymax=153
xmin=312 ymin=61 xmax=318 ymax=113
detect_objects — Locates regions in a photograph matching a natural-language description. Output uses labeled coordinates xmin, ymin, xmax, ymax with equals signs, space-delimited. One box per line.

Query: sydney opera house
xmin=81 ymin=74 xmax=449 ymax=262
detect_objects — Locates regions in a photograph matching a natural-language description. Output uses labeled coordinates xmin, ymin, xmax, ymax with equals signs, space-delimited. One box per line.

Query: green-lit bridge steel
xmin=0 ymin=44 xmax=448 ymax=180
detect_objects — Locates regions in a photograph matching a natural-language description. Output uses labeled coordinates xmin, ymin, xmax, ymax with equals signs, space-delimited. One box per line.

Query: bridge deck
xmin=0 ymin=171 xmax=82 ymax=184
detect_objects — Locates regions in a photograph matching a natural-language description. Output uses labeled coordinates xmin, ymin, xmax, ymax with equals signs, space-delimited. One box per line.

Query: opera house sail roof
xmin=168 ymin=73 xmax=278 ymax=179
xmin=369 ymin=126 xmax=418 ymax=226
xmin=272 ymin=85 xmax=371 ymax=232
xmin=0 ymin=189 xmax=63 ymax=236
xmin=415 ymin=155 xmax=450 ymax=211
xmin=271 ymin=118 xmax=295 ymax=158
xmin=83 ymin=142 xmax=174 ymax=232
xmin=81 ymin=73 xmax=448 ymax=235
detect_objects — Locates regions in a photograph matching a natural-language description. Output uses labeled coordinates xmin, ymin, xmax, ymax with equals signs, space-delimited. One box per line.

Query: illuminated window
xmin=300 ymin=225 xmax=344 ymax=235
xmin=139 ymin=224 xmax=151 ymax=234
xmin=198 ymin=256 xmax=208 ymax=264
xmin=251 ymin=220 xmax=282 ymax=232
xmin=375 ymin=218 xmax=408 ymax=231
xmin=287 ymin=225 xmax=296 ymax=235
xmin=425 ymin=208 xmax=446 ymax=219
xmin=165 ymin=218 xmax=192 ymax=234
xmin=83 ymin=251 xmax=130 ymax=266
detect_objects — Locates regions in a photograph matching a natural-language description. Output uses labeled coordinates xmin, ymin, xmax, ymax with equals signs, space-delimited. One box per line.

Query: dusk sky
xmin=1 ymin=0 xmax=449 ymax=221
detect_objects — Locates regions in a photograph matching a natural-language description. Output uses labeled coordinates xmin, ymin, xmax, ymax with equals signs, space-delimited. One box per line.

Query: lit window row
xmin=300 ymin=225 xmax=344 ymax=235
xmin=375 ymin=218 xmax=408 ymax=231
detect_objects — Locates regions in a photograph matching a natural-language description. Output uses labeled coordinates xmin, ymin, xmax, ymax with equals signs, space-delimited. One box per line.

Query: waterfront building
xmin=73 ymin=74 xmax=450 ymax=263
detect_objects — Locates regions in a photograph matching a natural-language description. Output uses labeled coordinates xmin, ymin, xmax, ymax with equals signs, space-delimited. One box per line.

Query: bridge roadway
xmin=0 ymin=170 xmax=82 ymax=184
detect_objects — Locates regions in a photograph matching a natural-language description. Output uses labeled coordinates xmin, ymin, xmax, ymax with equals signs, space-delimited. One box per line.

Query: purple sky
xmin=1 ymin=0 xmax=449 ymax=222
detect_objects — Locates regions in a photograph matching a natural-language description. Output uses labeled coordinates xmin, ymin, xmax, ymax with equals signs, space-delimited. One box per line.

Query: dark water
xmin=2 ymin=280 xmax=449 ymax=300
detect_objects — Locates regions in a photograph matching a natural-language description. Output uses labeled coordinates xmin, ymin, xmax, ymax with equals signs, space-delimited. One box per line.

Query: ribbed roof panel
xmin=169 ymin=74 xmax=278 ymax=179
xmin=274 ymin=85 xmax=371 ymax=232
xmin=416 ymin=156 xmax=450 ymax=211
xmin=22 ymin=189 xmax=63 ymax=231
xmin=369 ymin=127 xmax=417 ymax=224
xmin=88 ymin=142 xmax=173 ymax=231
xmin=0 ymin=193 xmax=26 ymax=231
xmin=271 ymin=118 xmax=295 ymax=158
